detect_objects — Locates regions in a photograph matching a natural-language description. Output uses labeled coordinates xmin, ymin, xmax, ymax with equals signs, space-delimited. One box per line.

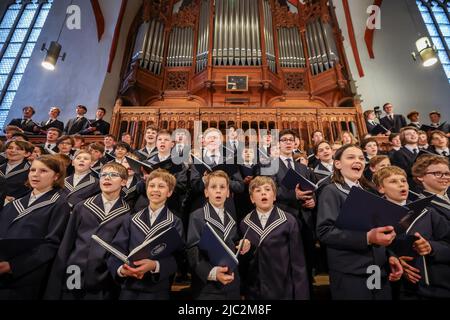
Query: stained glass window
xmin=0 ymin=0 xmax=53 ymax=129
xmin=416 ymin=0 xmax=450 ymax=84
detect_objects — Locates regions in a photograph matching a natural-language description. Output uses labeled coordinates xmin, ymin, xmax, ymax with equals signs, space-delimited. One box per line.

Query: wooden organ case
xmin=112 ymin=0 xmax=367 ymax=148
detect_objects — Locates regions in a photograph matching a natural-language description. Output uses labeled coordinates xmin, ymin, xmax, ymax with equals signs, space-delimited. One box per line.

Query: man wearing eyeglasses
xmin=189 ymin=127 xmax=244 ymax=216
xmin=272 ymin=129 xmax=317 ymax=294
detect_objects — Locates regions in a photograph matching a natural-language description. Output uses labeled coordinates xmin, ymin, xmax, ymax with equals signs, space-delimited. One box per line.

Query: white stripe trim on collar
xmin=132 ymin=207 xmax=175 ymax=240
xmin=243 ymin=208 xmax=287 ymax=246
xmin=13 ymin=192 xmax=60 ymax=222
xmin=204 ymin=204 xmax=235 ymax=241
xmin=83 ymin=195 xmax=129 ymax=225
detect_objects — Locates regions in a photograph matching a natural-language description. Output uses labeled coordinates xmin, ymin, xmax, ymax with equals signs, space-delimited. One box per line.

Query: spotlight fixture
xmin=411 ymin=37 xmax=439 ymax=67
xmin=41 ymin=41 xmax=66 ymax=71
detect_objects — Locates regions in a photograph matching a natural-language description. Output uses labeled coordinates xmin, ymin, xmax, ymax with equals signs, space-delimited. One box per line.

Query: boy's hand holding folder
xmin=119 ymin=259 xmax=158 ymax=279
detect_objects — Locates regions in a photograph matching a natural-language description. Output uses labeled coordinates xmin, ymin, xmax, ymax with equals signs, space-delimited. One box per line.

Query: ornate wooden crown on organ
xmin=112 ymin=0 xmax=367 ymax=148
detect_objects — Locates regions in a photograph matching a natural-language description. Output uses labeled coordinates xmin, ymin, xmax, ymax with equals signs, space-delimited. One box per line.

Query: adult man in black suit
xmin=391 ymin=126 xmax=420 ymax=190
xmin=379 ymin=103 xmax=407 ymax=133
xmin=64 ymin=105 xmax=90 ymax=135
xmin=37 ymin=106 xmax=64 ymax=134
xmin=41 ymin=127 xmax=61 ymax=153
xmin=225 ymin=124 xmax=242 ymax=160
xmin=80 ymin=107 xmax=110 ymax=135
xmin=7 ymin=106 xmax=37 ymax=135
xmin=429 ymin=111 xmax=450 ymax=134
xmin=407 ymin=110 xmax=421 ymax=129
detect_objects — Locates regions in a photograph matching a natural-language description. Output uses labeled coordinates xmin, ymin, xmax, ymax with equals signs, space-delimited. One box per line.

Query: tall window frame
xmin=0 ymin=0 xmax=53 ymax=128
xmin=416 ymin=0 xmax=450 ymax=84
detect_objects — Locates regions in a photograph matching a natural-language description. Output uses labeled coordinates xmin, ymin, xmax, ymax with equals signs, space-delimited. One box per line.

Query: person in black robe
xmin=316 ymin=144 xmax=403 ymax=300
xmin=0 ymin=155 xmax=70 ymax=299
xmin=187 ymin=171 xmax=249 ymax=300
xmin=400 ymin=155 xmax=450 ymax=298
xmin=107 ymin=169 xmax=185 ymax=300
xmin=63 ymin=150 xmax=101 ymax=208
xmin=239 ymin=176 xmax=309 ymax=300
xmin=0 ymin=140 xmax=33 ymax=203
xmin=45 ymin=163 xmax=131 ymax=300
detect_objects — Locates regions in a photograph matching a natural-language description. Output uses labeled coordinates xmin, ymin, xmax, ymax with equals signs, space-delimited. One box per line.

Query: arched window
xmin=416 ymin=0 xmax=450 ymax=84
xmin=0 ymin=0 xmax=53 ymax=128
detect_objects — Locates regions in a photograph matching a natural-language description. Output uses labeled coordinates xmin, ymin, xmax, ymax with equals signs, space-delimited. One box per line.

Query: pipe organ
xmin=140 ymin=19 xmax=165 ymax=75
xmin=117 ymin=0 xmax=366 ymax=145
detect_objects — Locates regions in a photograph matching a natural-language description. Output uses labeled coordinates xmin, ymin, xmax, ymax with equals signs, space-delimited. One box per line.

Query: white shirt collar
xmin=437 ymin=190 xmax=450 ymax=203
xmin=73 ymin=171 xmax=90 ymax=186
xmin=435 ymin=147 xmax=449 ymax=153
xmin=211 ymin=204 xmax=225 ymax=224
xmin=101 ymin=194 xmax=120 ymax=215
xmin=280 ymin=155 xmax=293 ymax=161
xmin=158 ymin=153 xmax=170 ymax=161
xmin=148 ymin=205 xmax=165 ymax=224
xmin=321 ymin=161 xmax=334 ymax=171
xmin=28 ymin=189 xmax=52 ymax=206
xmin=256 ymin=207 xmax=273 ymax=229
xmin=5 ymin=162 xmax=21 ymax=174
xmin=344 ymin=177 xmax=361 ymax=189
xmin=405 ymin=144 xmax=419 ymax=153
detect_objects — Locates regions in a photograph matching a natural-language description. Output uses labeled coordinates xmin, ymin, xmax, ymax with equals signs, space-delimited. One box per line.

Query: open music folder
xmin=91 ymin=227 xmax=183 ymax=266
xmin=281 ymin=168 xmax=318 ymax=192
xmin=335 ymin=186 xmax=435 ymax=232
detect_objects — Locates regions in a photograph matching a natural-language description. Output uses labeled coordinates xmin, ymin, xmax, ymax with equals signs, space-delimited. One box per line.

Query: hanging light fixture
xmin=41 ymin=41 xmax=66 ymax=70
xmin=40 ymin=0 xmax=73 ymax=71
xmin=412 ymin=36 xmax=439 ymax=67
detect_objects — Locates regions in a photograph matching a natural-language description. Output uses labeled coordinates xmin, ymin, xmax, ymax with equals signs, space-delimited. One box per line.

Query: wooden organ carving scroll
xmin=115 ymin=0 xmax=367 ymax=149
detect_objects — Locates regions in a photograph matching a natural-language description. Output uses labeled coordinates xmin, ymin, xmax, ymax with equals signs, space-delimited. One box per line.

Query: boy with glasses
xmin=46 ymin=163 xmax=131 ymax=300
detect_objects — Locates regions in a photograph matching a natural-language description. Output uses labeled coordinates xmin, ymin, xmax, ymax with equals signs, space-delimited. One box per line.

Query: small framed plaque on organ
xmin=226 ymin=75 xmax=248 ymax=92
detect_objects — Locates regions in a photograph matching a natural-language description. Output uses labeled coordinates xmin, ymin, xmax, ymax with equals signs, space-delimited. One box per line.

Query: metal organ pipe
xmin=140 ymin=19 xmax=165 ymax=75
xmin=245 ymin=0 xmax=251 ymax=66
xmin=168 ymin=27 xmax=194 ymax=67
xmin=305 ymin=16 xmax=339 ymax=75
xmin=142 ymin=19 xmax=155 ymax=69
xmin=155 ymin=22 xmax=165 ymax=74
xmin=313 ymin=19 xmax=329 ymax=70
xmin=320 ymin=19 xmax=339 ymax=67
xmin=263 ymin=0 xmax=275 ymax=73
xmin=306 ymin=23 xmax=318 ymax=75
xmin=212 ymin=0 xmax=261 ymax=67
